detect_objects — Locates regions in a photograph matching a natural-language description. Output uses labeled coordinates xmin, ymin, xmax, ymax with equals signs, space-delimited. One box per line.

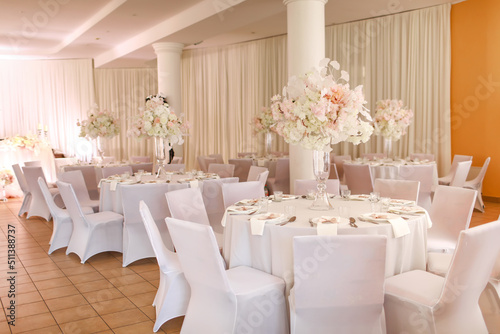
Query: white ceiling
xmin=0 ymin=0 xmax=460 ymax=68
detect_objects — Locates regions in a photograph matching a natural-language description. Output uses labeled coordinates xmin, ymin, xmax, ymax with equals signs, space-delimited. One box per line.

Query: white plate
xmin=269 ymin=194 xmax=299 ymax=201
xmin=119 ymin=180 xmax=138 ymax=185
xmin=227 ymin=206 xmax=258 ymax=214
xmin=389 ymin=199 xmax=416 ymax=206
xmin=388 ymin=206 xmax=426 ymax=215
xmin=236 ymin=198 xmax=261 ymax=206
xmin=252 ymin=212 xmax=284 ymax=223
xmin=359 ymin=212 xmax=400 ymax=222
xmin=178 ymin=178 xmax=197 ymax=183
xmin=349 ymin=194 xmax=371 ymax=201
xmin=142 ymin=180 xmax=166 ymax=184
xmin=310 ymin=216 xmax=344 ymax=226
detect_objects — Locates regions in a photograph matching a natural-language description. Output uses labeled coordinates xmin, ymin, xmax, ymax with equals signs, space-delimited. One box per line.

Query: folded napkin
xmin=424 ymin=210 xmax=433 ymax=229
xmin=257 ymin=159 xmax=266 ymax=167
xmin=388 ymin=217 xmax=410 ymax=238
xmin=110 ymin=180 xmax=118 ymax=191
xmin=250 ymin=213 xmax=283 ymax=236
xmin=189 ymin=180 xmax=199 ymax=188
xmin=220 ymin=206 xmax=256 ymax=227
xmin=317 ymin=222 xmax=337 ymax=236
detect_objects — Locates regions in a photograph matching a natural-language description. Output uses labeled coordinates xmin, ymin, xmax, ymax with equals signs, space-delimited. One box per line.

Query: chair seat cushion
xmin=86 ymin=211 xmax=124 ymax=226
xmin=226 ymin=266 xmax=285 ymax=295
xmin=385 ymin=270 xmax=444 ymax=307
xmin=427 ymin=252 xmax=453 ymax=276
xmin=80 ymin=199 xmax=100 ymax=212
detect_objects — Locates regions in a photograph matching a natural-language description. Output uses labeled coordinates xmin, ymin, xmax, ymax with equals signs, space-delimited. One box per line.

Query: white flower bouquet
xmin=77 ymin=105 xmax=120 ymax=139
xmin=270 ymin=58 xmax=373 ymax=151
xmin=0 ymin=169 xmax=14 ymax=186
xmin=373 ymin=99 xmax=413 ymax=141
xmin=251 ymin=107 xmax=275 ymax=135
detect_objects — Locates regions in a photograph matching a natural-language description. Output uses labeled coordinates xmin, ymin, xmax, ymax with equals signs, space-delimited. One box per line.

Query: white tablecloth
xmin=223 ymin=197 xmax=429 ymax=293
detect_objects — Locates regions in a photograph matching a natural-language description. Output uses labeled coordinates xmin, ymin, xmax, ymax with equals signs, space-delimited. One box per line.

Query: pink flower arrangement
xmin=78 ymin=104 xmax=120 ymax=139
xmin=373 ymin=100 xmax=413 ymax=141
xmin=0 ymin=169 xmax=14 ymax=186
xmin=251 ymin=107 xmax=275 ymax=135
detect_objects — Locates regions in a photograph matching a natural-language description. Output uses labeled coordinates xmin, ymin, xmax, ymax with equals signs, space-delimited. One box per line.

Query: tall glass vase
xmin=383 ymin=138 xmax=393 ymax=159
xmin=264 ymin=131 xmax=272 ymax=157
xmin=95 ymin=137 xmax=105 ymax=163
xmin=310 ymin=150 xmax=332 ymax=210
xmin=0 ymin=184 xmax=7 ymax=202
xmin=154 ymin=137 xmax=170 ymax=178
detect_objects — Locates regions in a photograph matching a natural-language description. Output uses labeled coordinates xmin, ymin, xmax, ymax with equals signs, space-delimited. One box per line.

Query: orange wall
xmin=451 ymin=0 xmax=500 ymax=198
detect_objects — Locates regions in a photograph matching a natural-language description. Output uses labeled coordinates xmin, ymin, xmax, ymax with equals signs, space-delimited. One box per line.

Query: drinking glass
xmin=341 ymin=189 xmax=351 ymax=200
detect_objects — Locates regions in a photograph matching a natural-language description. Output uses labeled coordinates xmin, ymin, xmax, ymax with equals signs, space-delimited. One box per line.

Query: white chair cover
xmin=427 ymin=185 xmax=477 ymax=253
xmin=289 ymin=235 xmax=387 ymax=334
xmin=237 ymin=152 xmax=257 ymax=157
xmin=266 ymin=158 xmax=290 ymax=195
xmin=247 ymin=166 xmax=268 ymax=181
xmin=101 ymin=165 xmax=133 ymax=178
xmin=164 ymin=163 xmax=185 ymax=172
xmin=328 ymin=163 xmax=339 ymax=179
xmin=449 ymin=160 xmax=472 ymax=187
xmin=139 ymin=201 xmax=190 ymax=332
xmin=130 ymin=156 xmax=151 ymax=162
xmin=257 ymin=170 xmax=269 ymax=187
xmin=294 ymin=179 xmax=340 ymax=196
xmin=385 ymin=221 xmax=500 ymax=334
xmin=410 ymin=153 xmax=435 ymax=161
xmin=54 ymin=157 xmax=78 ymax=175
xmin=438 ymin=154 xmax=473 ymax=185
xmin=399 ymin=164 xmax=435 ymax=211
xmin=208 ymin=153 xmax=224 ymax=164
xmin=165 ymin=218 xmax=289 ymax=334
xmin=197 ymin=155 xmax=208 ymax=172
xmin=24 ymin=160 xmax=42 ymax=167
xmin=63 ymin=166 xmax=100 ymax=200
xmin=170 ymin=156 xmax=183 ymax=164
xmin=23 ymin=166 xmax=62 ymax=221
xmin=166 ymin=187 xmax=210 ymax=226
xmin=228 ymin=158 xmax=252 ymax=182
xmin=361 ymin=153 xmax=387 ymax=160
xmin=57 ymin=181 xmax=124 ymax=263
xmin=12 ymin=164 xmax=31 ymax=216
xmin=373 ymin=179 xmax=420 ymax=202
xmin=207 ymin=163 xmax=235 ymax=178
xmin=59 ymin=170 xmax=99 ymax=212
xmin=222 ymin=181 xmax=265 ymax=208
xmin=332 ymin=155 xmax=351 ymax=184
xmin=130 ymin=162 xmax=153 ymax=173
xmin=343 ymin=164 xmax=374 ymax=195
xmin=120 ymin=183 xmax=189 ymax=266
xmin=463 ymin=157 xmax=490 ymax=212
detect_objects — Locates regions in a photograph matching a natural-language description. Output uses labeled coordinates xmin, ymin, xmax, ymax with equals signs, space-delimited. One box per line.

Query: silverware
xmin=279 ymin=216 xmax=296 ymax=226
xmin=349 ymin=217 xmax=358 ymax=228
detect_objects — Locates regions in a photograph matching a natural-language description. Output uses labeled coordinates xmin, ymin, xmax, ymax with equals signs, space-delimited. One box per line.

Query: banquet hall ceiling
xmin=0 ymin=0 xmax=462 ymax=68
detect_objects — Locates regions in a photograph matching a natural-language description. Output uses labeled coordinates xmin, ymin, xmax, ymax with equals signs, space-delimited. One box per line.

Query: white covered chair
xmin=332 ymin=155 xmax=351 ymax=184
xmin=170 ymin=156 xmax=182 ymax=164
xmin=130 ymin=162 xmax=153 ymax=173
xmin=438 ymin=154 xmax=473 ymax=185
xmin=58 ymin=170 xmax=100 ymax=212
xmin=221 ymin=181 xmax=265 ymax=208
xmin=12 ymin=164 xmax=31 ymax=216
xmin=166 ymin=187 xmax=210 ymax=226
xmin=63 ymin=165 xmax=100 ymax=200
xmin=130 ymin=155 xmax=151 ymax=162
xmin=449 ymin=160 xmax=472 ymax=187
xmin=101 ymin=165 xmax=133 ymax=178
xmin=373 ymin=179 xmax=420 ymax=202
xmin=164 ymin=163 xmax=185 ymax=172
xmin=56 ymin=181 xmax=124 ymax=263
xmin=343 ymin=164 xmax=374 ymax=195
xmin=385 ymin=221 xmax=500 ymax=334
xmin=120 ymin=183 xmax=189 ymax=266
xmin=266 ymin=158 xmax=290 ymax=195
xmin=165 ymin=218 xmax=289 ymax=334
xmin=38 ymin=177 xmax=93 ymax=254
xmin=399 ymin=164 xmax=435 ymax=211
xmin=410 ymin=153 xmax=435 ymax=161
xmin=23 ymin=166 xmax=62 ymax=221
xmin=237 ymin=152 xmax=256 ymax=158
xmin=24 ymin=160 xmax=42 ymax=167
xmin=290 ymin=235 xmax=387 ymax=334
xmin=207 ymin=163 xmax=235 ymax=178
xmin=427 ymin=185 xmax=477 ymax=253
xmin=361 ymin=153 xmax=387 ymax=160
xmin=294 ymin=179 xmax=340 ymax=196
xmin=54 ymin=157 xmax=78 ymax=176
xmin=463 ymin=157 xmax=490 ymax=212
xmin=208 ymin=153 xmax=224 ymax=164
xmin=139 ymin=201 xmax=190 ymax=332
xmin=328 ymin=163 xmax=339 ymax=179
xmin=228 ymin=158 xmax=252 ymax=182
xmin=247 ymin=166 xmax=268 ymax=181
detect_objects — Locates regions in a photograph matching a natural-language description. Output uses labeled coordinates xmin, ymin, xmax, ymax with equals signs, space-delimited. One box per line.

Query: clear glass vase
xmin=155 ymin=137 xmax=170 ymax=178
xmin=310 ymin=150 xmax=332 ymax=210
xmin=264 ymin=131 xmax=272 ymax=157
xmin=383 ymin=138 xmax=393 ymax=159
xmin=95 ymin=137 xmax=105 ymax=163
xmin=0 ymin=184 xmax=7 ymax=202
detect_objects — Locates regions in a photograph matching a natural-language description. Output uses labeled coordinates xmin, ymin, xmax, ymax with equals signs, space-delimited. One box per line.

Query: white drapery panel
xmin=181 ymin=4 xmax=451 ymax=174
xmin=326 ymin=4 xmax=451 ymax=175
xmin=0 ymin=59 xmax=95 ymax=157
xmin=181 ymin=36 xmax=289 ymax=169
xmin=93 ymin=68 xmax=158 ymax=161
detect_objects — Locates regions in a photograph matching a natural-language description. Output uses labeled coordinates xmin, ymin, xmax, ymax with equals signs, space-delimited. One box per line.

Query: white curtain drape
xmin=0 ymin=59 xmax=95 ymax=157
xmin=181 ymin=4 xmax=451 ymax=174
xmin=93 ymin=68 xmax=158 ymax=161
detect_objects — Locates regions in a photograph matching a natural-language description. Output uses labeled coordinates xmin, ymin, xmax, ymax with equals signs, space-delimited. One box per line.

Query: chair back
xmin=222 ymin=181 xmax=265 ymax=208
xmin=208 ymin=153 xmax=224 ymax=164
xmin=361 ymin=153 xmax=387 ymax=160
xmin=207 ymin=163 xmax=235 ymax=178
xmin=166 ymin=187 xmax=211 ymax=226
xmin=450 ymin=160 xmax=472 ymax=187
xmin=468 ymin=157 xmax=491 ymax=185
xmin=101 ymin=166 xmax=133 ymax=178
xmin=332 ymin=155 xmax=351 ymax=182
xmin=130 ymin=156 xmax=151 ymax=163
xmin=328 ymin=163 xmax=339 ymax=179
xmin=428 ymin=185 xmax=477 ymax=252
xmin=343 ymin=164 xmax=374 ymax=194
xmin=164 ymin=163 xmax=185 ymax=172
xmin=237 ymin=152 xmax=256 ymax=158
xmin=24 ymin=160 xmax=42 ymax=167
xmin=292 ymin=235 xmax=387 ymax=332
xmin=228 ymin=158 xmax=252 ymax=182
xmin=399 ymin=164 xmax=435 ymax=211
xmin=247 ymin=166 xmax=268 ymax=181
xmin=54 ymin=158 xmax=78 ymax=174
xmin=373 ymin=179 xmax=420 ymax=202
xmin=294 ymin=179 xmax=340 ymax=196
xmin=38 ymin=177 xmax=66 ymax=218
xmin=130 ymin=163 xmax=153 ymax=173
xmin=410 ymin=153 xmax=435 ymax=161
xmin=12 ymin=164 xmax=29 ymax=193
xmin=197 ymin=156 xmax=208 ymax=172
xmin=446 ymin=154 xmax=473 ymax=179
xmin=63 ymin=166 xmax=99 ymax=200
xmin=56 ymin=181 xmax=87 ymax=227
xmin=59 ymin=170 xmax=92 ymax=203
xmin=171 ymin=156 xmax=183 ymax=164
xmin=274 ymin=158 xmax=290 ymax=194
xmin=201 ymin=178 xmax=239 ymax=216
xmin=257 ymin=170 xmax=269 ymax=186
xmin=22 ymin=166 xmax=46 ymax=201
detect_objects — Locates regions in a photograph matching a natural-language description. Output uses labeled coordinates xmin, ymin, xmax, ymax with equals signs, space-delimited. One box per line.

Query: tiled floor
xmin=1 ymin=198 xmax=499 ymax=334
xmin=0 ymin=199 xmax=183 ymax=333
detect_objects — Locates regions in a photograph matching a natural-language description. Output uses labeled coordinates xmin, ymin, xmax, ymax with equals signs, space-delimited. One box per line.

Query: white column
xmin=283 ymin=0 xmax=328 ymax=193
xmin=153 ymin=42 xmax=184 ymax=158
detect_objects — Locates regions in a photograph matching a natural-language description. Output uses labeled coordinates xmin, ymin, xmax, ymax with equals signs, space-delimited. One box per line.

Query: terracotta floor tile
xmin=149 ymin=279 xmax=160 ymax=288
xmin=108 ymin=273 xmax=146 ymax=287
xmin=25 ymin=263 xmax=61 ymax=275
xmin=160 ymin=317 xmax=185 ymax=333
xmin=128 ymin=291 xmax=156 ymax=308
xmin=74 ymin=279 xmax=115 ymax=294
xmin=67 ymin=272 xmax=104 ymax=285
xmin=55 ymin=260 xmax=85 ymax=270
xmin=90 ymin=297 xmax=136 ymax=316
xmin=29 ymin=269 xmax=66 ymax=282
xmin=45 ymin=294 xmax=89 ymax=312
xmin=20 ymin=257 xmax=55 ymax=268
xmin=11 ymin=301 xmax=49 ymax=319
xmin=112 ymin=320 xmax=157 ymax=334
xmin=101 ymin=308 xmax=149 ymax=329
xmin=129 ymin=262 xmax=160 ymax=274
xmin=3 ymin=291 xmax=42 ymax=305
xmin=18 ymin=325 xmax=62 ymax=334
xmin=34 ymin=277 xmax=73 ymax=290
xmin=138 ymin=270 xmax=160 ymax=281
xmin=9 ymin=312 xmax=56 ymax=333
xmin=0 ymin=321 xmax=11 ymax=334
xmin=98 ymin=267 xmax=135 ymax=279
xmin=89 ymin=259 xmax=123 ymax=271
xmin=61 ymin=265 xmax=97 ymax=277
xmin=139 ymin=305 xmax=156 ymax=320
xmin=0 ymin=282 xmax=36 ymax=298
xmin=38 ymin=285 xmax=80 ymax=300
xmin=51 ymin=304 xmax=98 ymax=324
xmin=117 ymin=282 xmax=156 ymax=297
xmin=82 ymin=288 xmax=124 ymax=304
xmin=60 ymin=316 xmax=110 ymax=334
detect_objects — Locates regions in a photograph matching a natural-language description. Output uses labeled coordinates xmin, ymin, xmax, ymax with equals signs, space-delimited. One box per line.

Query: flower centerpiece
xmin=270 ymin=58 xmax=373 ymax=210
xmin=128 ymin=94 xmax=189 ymax=177
xmin=0 ymin=169 xmax=15 ymax=202
xmin=77 ymin=104 xmax=120 ymax=161
xmin=251 ymin=107 xmax=276 ymax=156
xmin=0 ymin=135 xmax=48 ymax=155
xmin=373 ymin=99 xmax=413 ymax=157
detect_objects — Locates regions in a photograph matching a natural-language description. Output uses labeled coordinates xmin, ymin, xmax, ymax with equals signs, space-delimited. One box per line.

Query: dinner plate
xmin=359 ymin=212 xmax=400 ymax=222
xmin=269 ymin=194 xmax=299 ymax=201
xmin=235 ymin=198 xmax=261 ymax=206
xmin=349 ymin=194 xmax=371 ymax=201
xmin=119 ymin=179 xmax=138 ymax=185
xmin=226 ymin=206 xmax=258 ymax=214
xmin=252 ymin=212 xmax=285 ymax=223
xmin=389 ymin=199 xmax=416 ymax=206
xmin=178 ymin=178 xmax=197 ymax=183
xmin=388 ymin=206 xmax=426 ymax=215
xmin=142 ymin=180 xmax=166 ymax=184
xmin=310 ymin=216 xmax=345 ymax=226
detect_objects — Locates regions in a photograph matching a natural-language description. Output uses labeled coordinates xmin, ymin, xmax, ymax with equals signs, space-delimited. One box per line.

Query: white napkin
xmin=110 ymin=180 xmax=118 ymax=192
xmin=250 ymin=213 xmax=282 ymax=236
xmin=189 ymin=180 xmax=199 ymax=188
xmin=257 ymin=159 xmax=266 ymax=167
xmin=317 ymin=222 xmax=338 ymax=235
xmin=424 ymin=210 xmax=433 ymax=228
xmin=388 ymin=217 xmax=410 ymax=238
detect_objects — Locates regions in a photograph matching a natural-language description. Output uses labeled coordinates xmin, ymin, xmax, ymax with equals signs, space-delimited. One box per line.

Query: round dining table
xmin=222 ymin=196 xmax=431 ymax=294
